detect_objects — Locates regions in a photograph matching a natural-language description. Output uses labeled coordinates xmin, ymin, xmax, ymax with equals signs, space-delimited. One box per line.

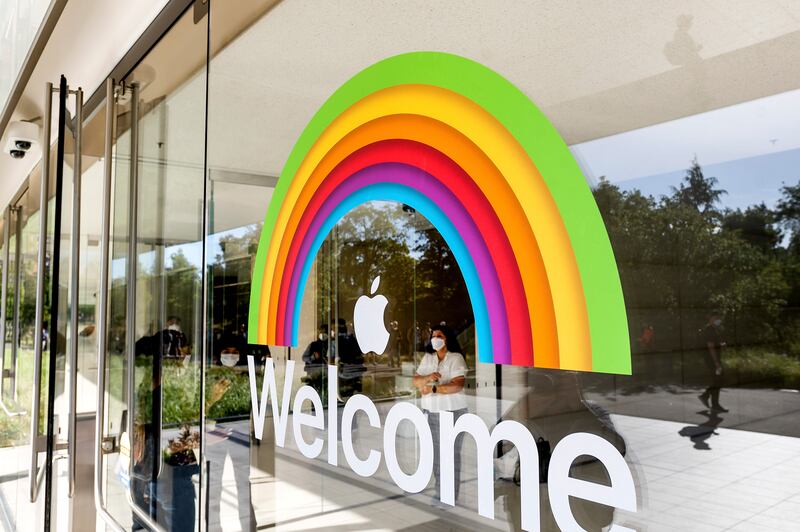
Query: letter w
xmin=248 ymin=357 xmax=294 ymax=446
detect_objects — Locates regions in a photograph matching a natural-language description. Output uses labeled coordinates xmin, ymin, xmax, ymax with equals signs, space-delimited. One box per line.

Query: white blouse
xmin=415 ymin=351 xmax=468 ymax=412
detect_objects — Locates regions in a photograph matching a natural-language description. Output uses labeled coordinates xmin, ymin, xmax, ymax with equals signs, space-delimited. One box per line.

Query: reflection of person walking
xmin=413 ymin=324 xmax=468 ymax=506
xmin=698 ymin=314 xmax=729 ymax=413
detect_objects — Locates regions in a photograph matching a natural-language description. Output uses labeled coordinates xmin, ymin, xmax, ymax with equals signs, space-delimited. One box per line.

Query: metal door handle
xmin=93 ymin=78 xmax=125 ymax=532
xmin=122 ymin=81 xmax=167 ymax=532
xmin=92 ymin=78 xmax=166 ymax=532
xmin=0 ymin=207 xmax=24 ymax=417
xmin=67 ymin=86 xmax=83 ymax=497
xmin=29 ymin=82 xmax=52 ymax=503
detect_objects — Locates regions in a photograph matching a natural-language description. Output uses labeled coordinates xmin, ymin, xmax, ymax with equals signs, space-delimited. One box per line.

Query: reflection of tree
xmin=164 ymin=250 xmax=201 ymax=343
xmin=594 ymin=159 xmax=799 ymax=362
xmin=333 ymin=202 xmax=415 ymax=313
xmin=670 ymin=157 xmax=726 ymax=215
xmin=321 ymin=202 xmax=475 ymax=359
xmin=413 ymin=226 xmax=471 ymax=330
xmin=777 ymin=182 xmax=800 ymax=251
xmin=211 ymin=226 xmax=261 ymax=341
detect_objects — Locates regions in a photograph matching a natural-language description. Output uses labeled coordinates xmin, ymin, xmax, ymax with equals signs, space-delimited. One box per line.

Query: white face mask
xmin=431 ymin=337 xmax=446 ymax=352
xmin=319 ymin=333 xmax=328 ymax=341
xmin=168 ymin=323 xmax=181 ymax=332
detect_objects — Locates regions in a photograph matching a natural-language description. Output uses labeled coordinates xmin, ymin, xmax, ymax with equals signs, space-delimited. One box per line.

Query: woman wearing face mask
xmin=413 ymin=323 xmax=468 ymax=506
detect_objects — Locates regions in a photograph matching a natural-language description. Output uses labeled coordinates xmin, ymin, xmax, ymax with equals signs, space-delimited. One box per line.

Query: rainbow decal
xmin=248 ymin=52 xmax=630 ymax=374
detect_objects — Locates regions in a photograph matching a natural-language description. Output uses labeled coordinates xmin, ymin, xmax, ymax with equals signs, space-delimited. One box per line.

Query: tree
xmin=723 ymin=204 xmax=781 ymax=253
xmin=670 ymin=157 xmax=726 ymax=215
xmin=776 ymin=181 xmax=800 ymax=251
xmin=593 ymin=160 xmax=793 ymax=354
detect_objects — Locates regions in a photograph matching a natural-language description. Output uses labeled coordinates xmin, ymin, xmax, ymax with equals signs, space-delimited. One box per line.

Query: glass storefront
xmin=1 ymin=1 xmax=799 ymax=531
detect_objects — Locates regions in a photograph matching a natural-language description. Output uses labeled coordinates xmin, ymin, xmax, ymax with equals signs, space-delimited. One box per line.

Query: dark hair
xmin=430 ymin=323 xmax=462 ymax=354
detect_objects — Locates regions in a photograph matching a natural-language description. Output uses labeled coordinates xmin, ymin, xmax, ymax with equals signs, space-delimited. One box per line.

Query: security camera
xmin=5 ymin=121 xmax=39 ymax=159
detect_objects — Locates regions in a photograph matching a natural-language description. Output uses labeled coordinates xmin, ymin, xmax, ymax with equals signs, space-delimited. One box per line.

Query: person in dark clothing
xmin=213 ymin=324 xmax=269 ymax=368
xmin=161 ymin=316 xmax=190 ymax=359
xmin=336 ymin=319 xmax=365 ymax=399
xmin=698 ymin=314 xmax=728 ymax=412
xmin=130 ymin=316 xmax=223 ymax=531
xmin=302 ymin=324 xmax=329 ymax=396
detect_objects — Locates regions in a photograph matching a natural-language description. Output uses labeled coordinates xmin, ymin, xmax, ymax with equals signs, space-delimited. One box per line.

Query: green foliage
xmin=595 ymin=162 xmax=799 ymax=362
xmin=318 ymin=201 xmax=474 ymax=357
xmin=206 ymin=366 xmax=252 ymax=420
xmin=670 ymin=157 xmax=727 ymax=215
xmin=0 ymin=413 xmax=24 ymax=444
xmin=725 ymin=348 xmax=800 ymax=390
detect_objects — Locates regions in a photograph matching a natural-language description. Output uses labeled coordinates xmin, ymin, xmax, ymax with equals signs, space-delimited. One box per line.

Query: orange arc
xmin=264 ymin=84 xmax=590 ymax=370
xmin=270 ymin=114 xmax=559 ymax=367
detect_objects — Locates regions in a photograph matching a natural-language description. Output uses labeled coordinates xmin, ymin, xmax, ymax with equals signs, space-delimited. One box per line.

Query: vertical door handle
xmin=122 ymin=82 xmax=167 ymax=532
xmin=29 ymin=82 xmax=52 ymax=503
xmin=0 ymin=207 xmax=24 ymax=417
xmin=93 ymin=78 xmax=126 ymax=532
xmin=67 ymin=87 xmax=83 ymax=497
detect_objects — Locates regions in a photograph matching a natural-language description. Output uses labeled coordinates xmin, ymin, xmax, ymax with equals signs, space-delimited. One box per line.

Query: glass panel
xmin=99 ymin=6 xmax=209 ymax=531
xmin=0 ymin=161 xmax=49 ymax=529
xmin=205 ymin=176 xmax=274 ymax=530
xmin=0 ymin=0 xmax=51 ymax=113
xmin=2 ymin=205 xmax=19 ymax=407
xmin=208 ymin=3 xmax=800 ymax=532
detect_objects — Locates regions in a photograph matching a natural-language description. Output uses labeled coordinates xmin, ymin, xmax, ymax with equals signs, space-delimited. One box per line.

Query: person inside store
xmin=302 ymin=324 xmax=329 ymax=397
xmin=206 ymin=334 xmax=255 ymax=530
xmin=213 ymin=322 xmax=269 ymax=368
xmin=412 ymin=323 xmax=468 ymax=506
xmin=131 ymin=316 xmax=228 ymax=531
xmin=336 ymin=318 xmax=365 ymax=399
xmin=698 ymin=313 xmax=729 ymax=413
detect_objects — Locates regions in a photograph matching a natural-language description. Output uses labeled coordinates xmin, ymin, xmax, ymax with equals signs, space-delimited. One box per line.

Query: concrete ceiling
xmin=206 ymin=0 xmax=800 ymax=178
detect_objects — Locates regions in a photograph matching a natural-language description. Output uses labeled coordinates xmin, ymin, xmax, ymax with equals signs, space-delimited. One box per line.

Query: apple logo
xmin=353 ymin=275 xmax=390 ymax=355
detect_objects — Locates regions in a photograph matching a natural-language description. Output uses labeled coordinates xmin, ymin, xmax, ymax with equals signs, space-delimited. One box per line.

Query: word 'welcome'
xmin=247 ymin=358 xmax=637 ymax=531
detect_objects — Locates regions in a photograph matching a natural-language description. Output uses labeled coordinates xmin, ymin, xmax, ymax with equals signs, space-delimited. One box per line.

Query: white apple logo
xmin=353 ymin=275 xmax=390 ymax=355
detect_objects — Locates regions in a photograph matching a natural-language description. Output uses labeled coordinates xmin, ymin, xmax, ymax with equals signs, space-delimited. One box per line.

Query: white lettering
xmin=548 ymin=432 xmax=636 ymax=532
xmin=292 ymin=385 xmax=325 ymax=458
xmin=328 ymin=364 xmax=338 ymax=465
xmin=245 ymin=363 xmax=637 ymax=530
xmin=383 ymin=402 xmax=433 ymax=493
xmin=342 ymin=394 xmax=382 ymax=477
xmin=440 ymin=413 xmax=539 ymax=530
xmin=247 ymin=356 xmax=293 ymax=445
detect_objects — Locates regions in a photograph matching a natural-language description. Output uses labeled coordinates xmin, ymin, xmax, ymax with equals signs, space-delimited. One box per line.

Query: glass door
xmin=0 ymin=76 xmax=82 ymax=531
xmin=93 ymin=6 xmax=209 ymax=531
xmin=0 ymin=183 xmax=45 ymax=530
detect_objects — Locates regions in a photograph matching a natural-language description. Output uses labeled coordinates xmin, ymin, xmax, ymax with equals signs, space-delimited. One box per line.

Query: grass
xmin=725 ymin=348 xmax=800 ymax=390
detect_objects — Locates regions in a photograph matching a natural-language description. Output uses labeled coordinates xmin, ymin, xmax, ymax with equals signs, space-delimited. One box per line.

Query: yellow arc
xmin=261 ymin=84 xmax=591 ymax=370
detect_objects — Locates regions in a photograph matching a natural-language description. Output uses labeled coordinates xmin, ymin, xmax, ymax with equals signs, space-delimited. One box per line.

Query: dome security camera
xmin=5 ymin=121 xmax=39 ymax=159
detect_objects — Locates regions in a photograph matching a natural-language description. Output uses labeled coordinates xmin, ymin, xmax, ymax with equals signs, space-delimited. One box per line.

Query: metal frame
xmin=10 ymin=203 xmax=22 ymax=401
xmin=94 ymin=78 xmax=126 ymax=532
xmin=122 ymin=82 xmax=168 ymax=531
xmin=0 ymin=206 xmax=25 ymax=417
xmin=67 ymin=87 xmax=83 ymax=497
xmin=43 ymin=73 xmax=68 ymax=531
xmin=29 ymin=81 xmax=52 ymax=503
xmin=94 ymin=78 xmax=168 ymax=532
